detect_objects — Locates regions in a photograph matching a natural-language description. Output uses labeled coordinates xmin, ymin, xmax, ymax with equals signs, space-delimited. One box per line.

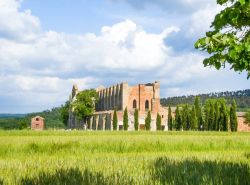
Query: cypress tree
xmin=123 ymin=107 xmax=129 ymax=130
xmin=156 ymin=113 xmax=162 ymax=131
xmin=145 ymin=111 xmax=151 ymax=130
xmin=175 ymin=106 xmax=182 ymax=131
xmin=134 ymin=109 xmax=139 ymax=131
xmin=215 ymin=101 xmax=220 ymax=131
xmin=219 ymin=99 xmax=229 ymax=131
xmin=204 ymin=100 xmax=210 ymax=131
xmin=194 ymin=96 xmax=200 ymax=116
xmin=113 ymin=109 xmax=118 ymax=130
xmin=194 ymin=97 xmax=203 ymax=130
xmin=190 ymin=106 xmax=198 ymax=130
xmin=168 ymin=106 xmax=173 ymax=131
xmin=230 ymin=99 xmax=238 ymax=132
xmin=182 ymin=104 xmax=189 ymax=130
xmin=208 ymin=101 xmax=215 ymax=131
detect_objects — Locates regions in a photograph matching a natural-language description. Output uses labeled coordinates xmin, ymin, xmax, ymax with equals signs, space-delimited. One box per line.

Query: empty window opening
xmin=145 ymin=100 xmax=149 ymax=109
xmin=133 ymin=100 xmax=137 ymax=109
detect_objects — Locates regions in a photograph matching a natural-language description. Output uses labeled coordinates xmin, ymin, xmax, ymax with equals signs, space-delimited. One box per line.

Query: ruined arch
xmin=145 ymin=100 xmax=149 ymax=110
xmin=133 ymin=99 xmax=137 ymax=109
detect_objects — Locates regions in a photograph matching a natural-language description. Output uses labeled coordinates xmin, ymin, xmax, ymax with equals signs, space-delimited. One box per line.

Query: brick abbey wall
xmin=68 ymin=81 xmax=168 ymax=130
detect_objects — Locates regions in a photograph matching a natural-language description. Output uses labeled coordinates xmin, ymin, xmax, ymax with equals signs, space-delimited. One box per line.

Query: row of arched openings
xmin=133 ymin=100 xmax=149 ymax=109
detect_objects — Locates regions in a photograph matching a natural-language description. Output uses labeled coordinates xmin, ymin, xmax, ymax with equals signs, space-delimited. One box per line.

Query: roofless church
xmin=68 ymin=81 xmax=168 ymax=130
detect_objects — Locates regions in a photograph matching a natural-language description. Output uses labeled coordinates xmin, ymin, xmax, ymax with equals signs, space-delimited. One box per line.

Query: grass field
xmin=0 ymin=131 xmax=249 ymax=185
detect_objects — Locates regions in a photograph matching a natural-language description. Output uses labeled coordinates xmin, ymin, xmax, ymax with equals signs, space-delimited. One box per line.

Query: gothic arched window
xmin=133 ymin=100 xmax=137 ymax=109
xmin=145 ymin=100 xmax=149 ymax=110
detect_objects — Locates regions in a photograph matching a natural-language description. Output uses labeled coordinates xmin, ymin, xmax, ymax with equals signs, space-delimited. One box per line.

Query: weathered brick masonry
xmin=68 ymin=81 xmax=168 ymax=130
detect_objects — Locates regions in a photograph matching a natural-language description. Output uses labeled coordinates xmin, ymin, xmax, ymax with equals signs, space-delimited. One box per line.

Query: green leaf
xmin=239 ymin=0 xmax=245 ymax=5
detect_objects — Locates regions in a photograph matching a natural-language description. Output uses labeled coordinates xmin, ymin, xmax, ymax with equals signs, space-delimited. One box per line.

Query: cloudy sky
xmin=0 ymin=0 xmax=249 ymax=113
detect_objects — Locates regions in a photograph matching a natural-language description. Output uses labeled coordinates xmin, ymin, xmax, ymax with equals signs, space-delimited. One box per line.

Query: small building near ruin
xmin=68 ymin=81 xmax=169 ymax=130
xmin=31 ymin=116 xmax=45 ymax=130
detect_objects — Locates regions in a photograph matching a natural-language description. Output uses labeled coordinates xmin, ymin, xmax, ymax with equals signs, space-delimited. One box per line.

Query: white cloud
xmin=188 ymin=5 xmax=221 ymax=37
xmin=0 ymin=0 xmax=248 ymax=113
xmin=0 ymin=0 xmax=41 ymax=41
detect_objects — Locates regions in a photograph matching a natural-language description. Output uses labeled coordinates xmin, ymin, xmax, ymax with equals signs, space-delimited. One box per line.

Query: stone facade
xmin=68 ymin=81 xmax=168 ymax=130
xmin=31 ymin=116 xmax=45 ymax=130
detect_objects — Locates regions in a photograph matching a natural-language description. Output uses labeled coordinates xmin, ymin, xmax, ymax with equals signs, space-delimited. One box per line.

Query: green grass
xmin=0 ymin=131 xmax=249 ymax=184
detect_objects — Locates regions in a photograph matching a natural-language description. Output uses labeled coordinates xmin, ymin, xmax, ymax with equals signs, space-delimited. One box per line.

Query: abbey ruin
xmin=68 ymin=81 xmax=168 ymax=130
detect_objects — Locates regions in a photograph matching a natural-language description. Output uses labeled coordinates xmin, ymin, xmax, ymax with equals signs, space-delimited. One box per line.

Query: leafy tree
xmin=156 ymin=113 xmax=162 ymax=131
xmin=134 ymin=109 xmax=139 ymax=131
xmin=72 ymin=89 xmax=99 ymax=123
xmin=230 ymin=99 xmax=238 ymax=131
xmin=195 ymin=0 xmax=250 ymax=78
xmin=113 ymin=109 xmax=118 ymax=130
xmin=145 ymin=111 xmax=151 ymax=131
xmin=18 ymin=120 xmax=28 ymax=130
xmin=60 ymin=101 xmax=70 ymax=126
xmin=175 ymin=106 xmax=182 ymax=130
xmin=123 ymin=107 xmax=129 ymax=130
xmin=190 ymin=106 xmax=198 ymax=130
xmin=168 ymin=106 xmax=173 ymax=131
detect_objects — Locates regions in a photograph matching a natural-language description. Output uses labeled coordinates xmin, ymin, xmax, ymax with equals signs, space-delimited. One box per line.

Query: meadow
xmin=0 ymin=131 xmax=249 ymax=185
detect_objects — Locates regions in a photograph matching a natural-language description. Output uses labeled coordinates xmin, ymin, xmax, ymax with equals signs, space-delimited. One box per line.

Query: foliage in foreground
xmin=152 ymin=157 xmax=250 ymax=185
xmin=195 ymin=0 xmax=250 ymax=78
xmin=0 ymin=131 xmax=249 ymax=185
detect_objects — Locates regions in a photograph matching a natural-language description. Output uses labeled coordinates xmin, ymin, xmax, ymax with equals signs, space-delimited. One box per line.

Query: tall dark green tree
xmin=168 ymin=106 xmax=173 ymax=131
xmin=175 ymin=106 xmax=182 ymax=131
xmin=215 ymin=101 xmax=220 ymax=131
xmin=72 ymin=89 xmax=99 ymax=123
xmin=156 ymin=113 xmax=162 ymax=131
xmin=204 ymin=100 xmax=211 ymax=131
xmin=60 ymin=101 xmax=70 ymax=126
xmin=134 ymin=109 xmax=139 ymax=131
xmin=182 ymin=104 xmax=190 ymax=130
xmin=190 ymin=106 xmax=198 ymax=130
xmin=123 ymin=107 xmax=129 ymax=130
xmin=208 ymin=101 xmax=215 ymax=131
xmin=113 ymin=109 xmax=118 ymax=131
xmin=230 ymin=99 xmax=238 ymax=131
xmin=145 ymin=111 xmax=151 ymax=131
xmin=219 ymin=99 xmax=229 ymax=131
xmin=195 ymin=0 xmax=250 ymax=78
xmin=194 ymin=97 xmax=203 ymax=130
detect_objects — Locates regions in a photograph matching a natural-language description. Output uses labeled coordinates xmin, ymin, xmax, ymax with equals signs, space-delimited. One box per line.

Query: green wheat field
xmin=0 ymin=131 xmax=249 ymax=185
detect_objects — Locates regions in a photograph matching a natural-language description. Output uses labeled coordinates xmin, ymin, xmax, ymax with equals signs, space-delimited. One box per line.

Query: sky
xmin=0 ymin=0 xmax=249 ymax=113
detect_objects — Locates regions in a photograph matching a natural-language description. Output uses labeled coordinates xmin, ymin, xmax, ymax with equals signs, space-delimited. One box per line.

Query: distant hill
xmin=161 ymin=89 xmax=250 ymax=110
xmin=0 ymin=107 xmax=65 ymax=130
xmin=0 ymin=114 xmax=26 ymax=118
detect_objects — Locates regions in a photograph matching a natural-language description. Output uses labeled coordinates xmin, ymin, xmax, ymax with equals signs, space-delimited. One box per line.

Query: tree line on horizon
xmin=161 ymin=89 xmax=250 ymax=110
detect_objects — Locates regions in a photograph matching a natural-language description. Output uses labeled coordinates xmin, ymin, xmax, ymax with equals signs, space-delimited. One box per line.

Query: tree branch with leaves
xmin=195 ymin=0 xmax=250 ymax=78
